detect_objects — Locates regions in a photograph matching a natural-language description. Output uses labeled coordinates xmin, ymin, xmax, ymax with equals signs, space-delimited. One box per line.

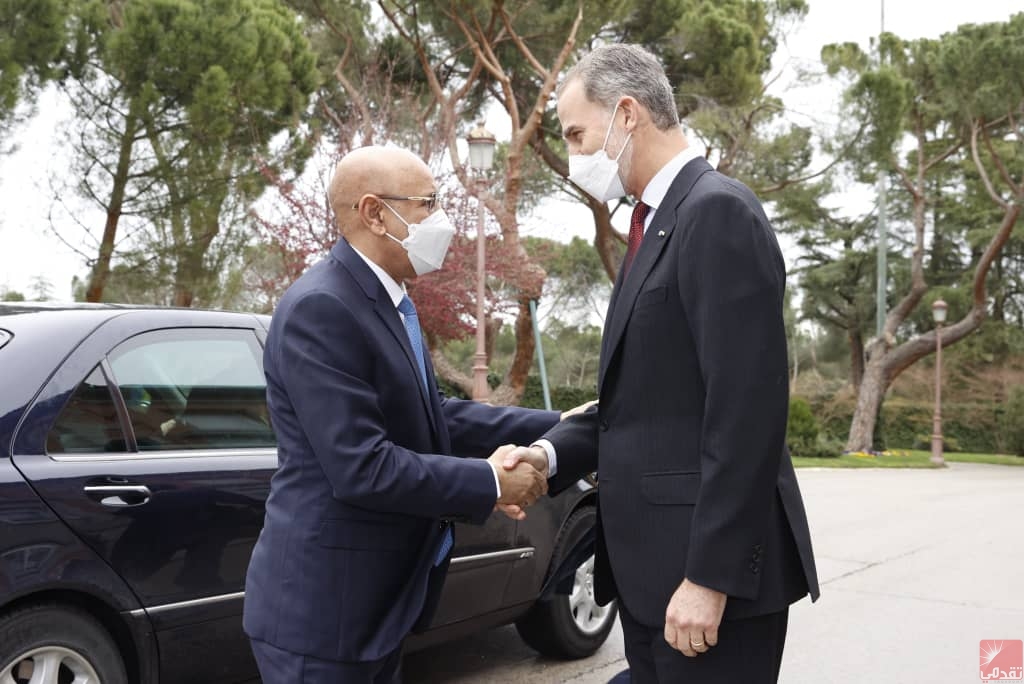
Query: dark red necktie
xmin=623 ymin=201 xmax=651 ymax=276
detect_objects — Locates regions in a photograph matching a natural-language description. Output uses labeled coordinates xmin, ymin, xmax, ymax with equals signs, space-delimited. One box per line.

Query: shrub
xmin=799 ymin=436 xmax=844 ymax=459
xmin=787 ymin=397 xmax=822 ymax=457
xmin=912 ymin=433 xmax=962 ymax=453
xmin=1001 ymin=385 xmax=1024 ymax=457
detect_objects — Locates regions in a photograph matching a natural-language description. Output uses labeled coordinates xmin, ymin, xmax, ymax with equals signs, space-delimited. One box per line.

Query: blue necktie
xmin=397 ymin=295 xmax=452 ymax=565
xmin=434 ymin=523 xmax=453 ymax=566
xmin=397 ymin=295 xmax=429 ymax=390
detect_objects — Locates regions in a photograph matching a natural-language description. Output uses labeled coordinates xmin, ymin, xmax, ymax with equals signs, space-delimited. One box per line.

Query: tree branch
xmin=921 ymin=139 xmax=961 ymax=174
xmin=971 ymin=119 xmax=1010 ymax=209
xmin=982 ymin=122 xmax=1021 ymax=196
xmin=891 ymin=156 xmax=920 ymax=199
xmin=498 ymin=2 xmax=549 ymax=81
xmin=333 ymin=40 xmax=375 ymax=146
xmin=513 ymin=4 xmax=581 ymax=151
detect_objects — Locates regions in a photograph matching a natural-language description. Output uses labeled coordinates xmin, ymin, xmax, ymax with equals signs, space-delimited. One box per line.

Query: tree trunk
xmin=490 ymin=298 xmax=537 ymax=406
xmin=429 ymin=346 xmax=474 ymax=396
xmin=846 ymin=353 xmax=888 ymax=451
xmin=587 ymin=197 xmax=623 ymax=282
xmin=791 ymin=335 xmax=799 ymax=386
xmin=849 ymin=328 xmax=865 ymax=392
xmin=484 ymin=317 xmax=501 ymax=362
xmin=809 ymin=330 xmax=819 ymax=372
xmin=172 ymin=287 xmax=193 ymax=308
xmin=85 ymin=102 xmax=140 ymax=303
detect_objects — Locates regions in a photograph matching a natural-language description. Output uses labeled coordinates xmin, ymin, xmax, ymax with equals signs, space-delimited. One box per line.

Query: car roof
xmin=0 ymin=301 xmax=256 ymax=314
xmin=0 ymin=301 xmax=271 ymax=323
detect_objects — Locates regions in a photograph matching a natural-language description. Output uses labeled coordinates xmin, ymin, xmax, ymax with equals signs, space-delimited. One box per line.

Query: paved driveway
xmin=404 ymin=463 xmax=1024 ymax=683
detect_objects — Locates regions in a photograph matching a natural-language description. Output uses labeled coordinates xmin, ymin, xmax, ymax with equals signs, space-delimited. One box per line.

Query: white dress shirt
xmin=639 ymin=145 xmax=704 ymax=233
xmin=350 ymin=245 xmax=503 ymax=497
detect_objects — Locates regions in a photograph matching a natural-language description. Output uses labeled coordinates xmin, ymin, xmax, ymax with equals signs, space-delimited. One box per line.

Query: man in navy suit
xmin=244 ymin=146 xmax=562 ymax=683
xmin=505 ymin=45 xmax=819 ymax=683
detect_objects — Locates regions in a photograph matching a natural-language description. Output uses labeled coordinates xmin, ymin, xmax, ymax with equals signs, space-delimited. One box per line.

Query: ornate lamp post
xmin=931 ymin=299 xmax=948 ymax=466
xmin=466 ymin=122 xmax=496 ymax=402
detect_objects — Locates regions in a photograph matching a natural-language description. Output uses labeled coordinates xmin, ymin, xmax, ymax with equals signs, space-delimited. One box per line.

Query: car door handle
xmin=84 ymin=485 xmax=153 ymax=507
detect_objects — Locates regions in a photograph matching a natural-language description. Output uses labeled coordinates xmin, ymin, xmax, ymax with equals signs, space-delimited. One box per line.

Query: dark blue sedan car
xmin=0 ymin=303 xmax=614 ymax=683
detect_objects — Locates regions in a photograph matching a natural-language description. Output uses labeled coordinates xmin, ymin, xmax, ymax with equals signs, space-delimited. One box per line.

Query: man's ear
xmin=355 ymin=195 xmax=388 ymax=236
xmin=618 ymin=96 xmax=641 ymax=132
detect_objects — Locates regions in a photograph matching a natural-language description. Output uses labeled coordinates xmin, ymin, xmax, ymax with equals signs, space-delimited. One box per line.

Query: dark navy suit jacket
xmin=243 ymin=238 xmax=559 ymax=662
xmin=545 ymin=158 xmax=819 ymax=626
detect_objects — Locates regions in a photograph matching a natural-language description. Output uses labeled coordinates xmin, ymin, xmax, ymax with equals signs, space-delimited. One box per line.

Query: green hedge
xmin=519 ymin=375 xmax=597 ymax=411
xmin=812 ymin=396 xmax=1007 ymax=454
xmin=436 ymin=374 xmax=597 ymax=412
xmin=439 ymin=374 xmax=1015 ymax=454
xmin=1002 ymin=385 xmax=1024 ymax=456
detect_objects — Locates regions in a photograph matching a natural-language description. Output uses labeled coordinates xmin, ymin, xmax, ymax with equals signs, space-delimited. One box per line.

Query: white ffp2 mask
xmin=567 ymin=105 xmax=632 ymax=202
xmin=382 ymin=203 xmax=456 ymax=275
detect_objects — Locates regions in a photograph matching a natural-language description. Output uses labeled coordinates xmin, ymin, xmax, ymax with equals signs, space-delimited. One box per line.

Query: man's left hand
xmin=494 ymin=503 xmax=527 ymax=520
xmin=560 ymin=399 xmax=597 ymax=421
xmin=664 ymin=578 xmax=727 ymax=657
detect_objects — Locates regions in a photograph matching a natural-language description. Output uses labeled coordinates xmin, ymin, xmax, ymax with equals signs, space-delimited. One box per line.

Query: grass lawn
xmin=792 ymin=449 xmax=1024 ymax=468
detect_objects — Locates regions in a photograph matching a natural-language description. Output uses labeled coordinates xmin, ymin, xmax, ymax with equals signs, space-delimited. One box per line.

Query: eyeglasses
xmin=353 ymin=193 xmax=439 ymax=212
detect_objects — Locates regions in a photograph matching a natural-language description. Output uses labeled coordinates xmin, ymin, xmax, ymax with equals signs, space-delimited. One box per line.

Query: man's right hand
xmin=501 ymin=445 xmax=549 ymax=479
xmin=488 ymin=445 xmax=547 ymax=507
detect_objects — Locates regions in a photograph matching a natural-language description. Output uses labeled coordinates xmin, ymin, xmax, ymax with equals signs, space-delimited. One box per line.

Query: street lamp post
xmin=467 ymin=122 xmax=496 ymax=402
xmin=931 ymin=299 xmax=948 ymax=466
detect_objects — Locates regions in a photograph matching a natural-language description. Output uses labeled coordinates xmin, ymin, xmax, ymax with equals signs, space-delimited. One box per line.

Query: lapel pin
xmin=658 ymin=230 xmax=666 ymax=237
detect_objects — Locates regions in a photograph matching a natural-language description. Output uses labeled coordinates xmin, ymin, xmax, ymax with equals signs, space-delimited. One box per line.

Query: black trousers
xmin=250 ymin=638 xmax=402 ymax=684
xmin=618 ymin=600 xmax=789 ymax=684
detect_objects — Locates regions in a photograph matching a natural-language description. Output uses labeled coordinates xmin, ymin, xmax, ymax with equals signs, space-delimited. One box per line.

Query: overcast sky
xmin=1 ymin=0 xmax=1020 ymax=299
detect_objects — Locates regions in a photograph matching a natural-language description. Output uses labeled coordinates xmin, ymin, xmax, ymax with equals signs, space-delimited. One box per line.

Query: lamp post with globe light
xmin=931 ymin=299 xmax=948 ymax=466
xmin=466 ymin=122 xmax=496 ymax=402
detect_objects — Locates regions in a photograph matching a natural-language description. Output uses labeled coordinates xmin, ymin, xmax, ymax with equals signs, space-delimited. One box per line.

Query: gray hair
xmin=559 ymin=44 xmax=679 ymax=130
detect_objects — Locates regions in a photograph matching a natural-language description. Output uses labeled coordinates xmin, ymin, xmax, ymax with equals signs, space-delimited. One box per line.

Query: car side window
xmin=47 ymin=365 xmax=128 ymax=454
xmin=108 ymin=329 xmax=275 ymax=451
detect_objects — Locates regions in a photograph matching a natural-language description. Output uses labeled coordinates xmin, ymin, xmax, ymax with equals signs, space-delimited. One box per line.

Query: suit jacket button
xmin=599 ymin=420 xmax=609 ymax=431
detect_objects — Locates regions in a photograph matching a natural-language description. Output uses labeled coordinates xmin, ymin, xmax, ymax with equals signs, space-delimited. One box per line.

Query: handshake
xmin=487 ymin=444 xmax=550 ymax=521
xmin=486 ymin=396 xmax=597 ymax=520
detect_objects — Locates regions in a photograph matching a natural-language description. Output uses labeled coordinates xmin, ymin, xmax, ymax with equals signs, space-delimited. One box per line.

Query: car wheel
xmin=0 ymin=604 xmax=127 ymax=684
xmin=515 ymin=506 xmax=618 ymax=659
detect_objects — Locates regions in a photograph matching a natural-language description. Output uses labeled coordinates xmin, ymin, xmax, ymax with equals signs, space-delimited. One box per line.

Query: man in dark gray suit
xmin=505 ymin=44 xmax=819 ymax=683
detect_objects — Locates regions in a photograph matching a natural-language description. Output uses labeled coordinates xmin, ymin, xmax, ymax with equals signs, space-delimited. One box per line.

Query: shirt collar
xmin=640 ymin=145 xmax=704 ymax=211
xmin=350 ymin=244 xmax=406 ymax=308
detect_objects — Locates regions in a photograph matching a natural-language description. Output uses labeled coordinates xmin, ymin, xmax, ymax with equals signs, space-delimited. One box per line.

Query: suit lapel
xmin=331 ymin=239 xmax=440 ymax=434
xmin=599 ymin=158 xmax=714 ymax=389
xmin=598 ymin=259 xmax=628 ymax=392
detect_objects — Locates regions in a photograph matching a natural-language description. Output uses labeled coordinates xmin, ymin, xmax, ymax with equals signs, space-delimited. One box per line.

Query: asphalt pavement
xmin=404 ymin=462 xmax=1024 ymax=683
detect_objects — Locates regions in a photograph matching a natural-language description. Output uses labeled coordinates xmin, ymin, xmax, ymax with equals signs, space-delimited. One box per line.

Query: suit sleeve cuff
xmin=531 ymin=439 xmax=558 ymax=477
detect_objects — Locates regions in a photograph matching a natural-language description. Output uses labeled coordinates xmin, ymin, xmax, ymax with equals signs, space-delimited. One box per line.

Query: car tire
xmin=515 ymin=506 xmax=618 ymax=659
xmin=0 ymin=603 xmax=127 ymax=684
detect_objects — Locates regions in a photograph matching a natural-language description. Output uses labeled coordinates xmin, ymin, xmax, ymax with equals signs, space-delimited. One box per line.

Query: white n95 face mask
xmin=567 ymin=104 xmax=633 ymax=202
xmin=382 ymin=202 xmax=456 ymax=275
